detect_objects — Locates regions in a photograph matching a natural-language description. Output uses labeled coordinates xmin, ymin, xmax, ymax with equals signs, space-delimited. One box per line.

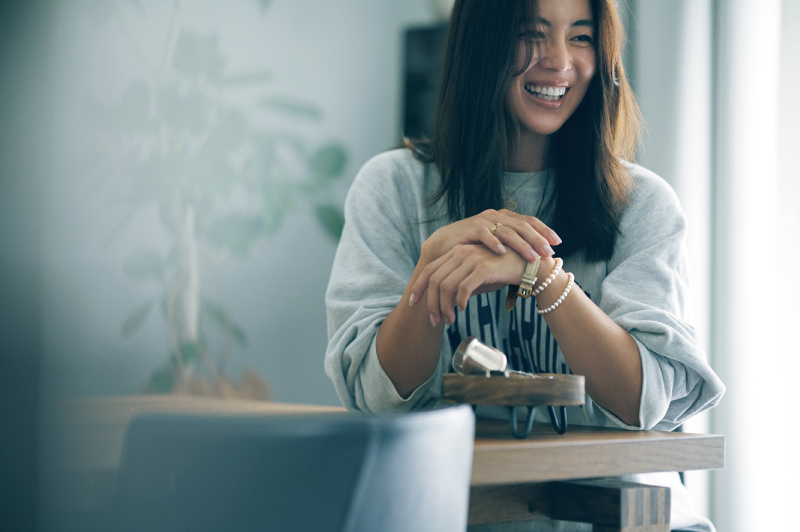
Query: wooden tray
xmin=442 ymin=373 xmax=586 ymax=437
xmin=442 ymin=373 xmax=585 ymax=406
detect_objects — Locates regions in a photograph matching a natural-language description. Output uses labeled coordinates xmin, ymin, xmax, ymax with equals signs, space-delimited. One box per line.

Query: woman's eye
xmin=572 ymin=34 xmax=594 ymax=44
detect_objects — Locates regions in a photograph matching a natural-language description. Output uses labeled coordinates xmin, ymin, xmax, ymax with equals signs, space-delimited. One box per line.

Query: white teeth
xmin=524 ymin=84 xmax=567 ymax=101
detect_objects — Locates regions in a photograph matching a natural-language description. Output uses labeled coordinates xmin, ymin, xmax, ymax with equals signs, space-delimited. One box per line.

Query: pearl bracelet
xmin=536 ymin=272 xmax=575 ymax=315
xmin=531 ymin=257 xmax=563 ymax=297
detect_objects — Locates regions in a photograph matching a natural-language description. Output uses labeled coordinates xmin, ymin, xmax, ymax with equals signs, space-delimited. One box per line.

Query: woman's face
xmin=508 ymin=0 xmax=597 ymax=142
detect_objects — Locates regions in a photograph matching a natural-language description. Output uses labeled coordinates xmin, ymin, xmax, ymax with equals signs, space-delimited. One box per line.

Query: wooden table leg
xmin=550 ymin=479 xmax=670 ymax=531
xmin=468 ymin=478 xmax=670 ymax=531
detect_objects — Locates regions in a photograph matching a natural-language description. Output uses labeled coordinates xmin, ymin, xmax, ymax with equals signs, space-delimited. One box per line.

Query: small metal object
xmin=453 ymin=337 xmax=508 ymax=377
xmin=453 ymin=337 xmax=549 ymax=379
xmin=548 ymin=405 xmax=568 ymax=434
xmin=508 ymin=406 xmax=537 ymax=439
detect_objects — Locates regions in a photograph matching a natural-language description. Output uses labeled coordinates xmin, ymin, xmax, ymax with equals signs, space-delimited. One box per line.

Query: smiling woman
xmin=325 ymin=1 xmax=726 ymax=530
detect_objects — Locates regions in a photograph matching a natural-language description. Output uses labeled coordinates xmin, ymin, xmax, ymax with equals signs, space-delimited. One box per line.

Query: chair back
xmin=110 ymin=405 xmax=475 ymax=532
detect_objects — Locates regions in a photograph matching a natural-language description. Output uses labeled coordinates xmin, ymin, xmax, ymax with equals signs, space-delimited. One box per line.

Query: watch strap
xmin=505 ymin=284 xmax=519 ymax=311
xmin=518 ymin=259 xmax=540 ymax=299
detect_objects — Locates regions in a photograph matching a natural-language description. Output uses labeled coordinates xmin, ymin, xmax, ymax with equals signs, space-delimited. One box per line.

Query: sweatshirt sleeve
xmin=324 ymin=151 xmax=445 ymax=414
xmin=597 ymin=165 xmax=725 ymax=430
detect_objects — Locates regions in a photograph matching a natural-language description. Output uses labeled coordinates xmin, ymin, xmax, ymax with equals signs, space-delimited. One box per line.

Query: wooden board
xmin=468 ymin=483 xmax=552 ymax=524
xmin=470 ymin=420 xmax=725 ymax=486
xmin=442 ymin=373 xmax=585 ymax=406
xmin=549 ymin=479 xmax=670 ymax=531
xmin=56 ymin=395 xmax=346 ymax=471
xmin=469 ymin=479 xmax=670 ymax=529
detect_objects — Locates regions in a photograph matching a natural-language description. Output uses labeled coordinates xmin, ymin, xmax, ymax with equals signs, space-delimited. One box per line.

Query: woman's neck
xmin=507 ymin=132 xmax=551 ymax=173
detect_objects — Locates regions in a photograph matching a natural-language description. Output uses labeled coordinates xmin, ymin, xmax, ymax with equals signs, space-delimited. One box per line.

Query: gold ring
xmin=490 ymin=222 xmax=503 ymax=236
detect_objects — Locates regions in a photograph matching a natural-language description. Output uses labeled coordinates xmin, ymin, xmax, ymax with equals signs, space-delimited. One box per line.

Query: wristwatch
xmin=504 ymin=259 xmax=540 ymax=311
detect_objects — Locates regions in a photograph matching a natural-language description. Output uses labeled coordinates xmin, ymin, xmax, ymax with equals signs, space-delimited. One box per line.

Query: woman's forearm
xmin=534 ymin=256 xmax=643 ymax=426
xmin=375 ymin=249 xmax=447 ymax=398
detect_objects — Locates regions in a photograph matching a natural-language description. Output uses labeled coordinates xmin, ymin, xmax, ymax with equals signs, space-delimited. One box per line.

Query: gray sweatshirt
xmin=325 ymin=149 xmax=724 ymax=531
xmin=325 ymin=148 xmax=724 ymax=431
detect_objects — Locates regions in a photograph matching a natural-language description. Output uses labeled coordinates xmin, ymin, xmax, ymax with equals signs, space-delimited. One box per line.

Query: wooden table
xmin=468 ymin=419 xmax=724 ymax=528
xmin=55 ymin=396 xmax=724 ymax=531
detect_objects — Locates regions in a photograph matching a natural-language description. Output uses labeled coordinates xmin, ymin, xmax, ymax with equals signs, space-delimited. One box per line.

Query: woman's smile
xmin=524 ymin=83 xmax=570 ymax=105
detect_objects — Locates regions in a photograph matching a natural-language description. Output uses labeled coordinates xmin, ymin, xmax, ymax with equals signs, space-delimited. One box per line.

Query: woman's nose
xmin=539 ymin=40 xmax=570 ymax=72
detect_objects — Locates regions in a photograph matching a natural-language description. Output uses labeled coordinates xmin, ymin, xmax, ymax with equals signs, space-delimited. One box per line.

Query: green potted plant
xmin=85 ymin=0 xmax=346 ymax=397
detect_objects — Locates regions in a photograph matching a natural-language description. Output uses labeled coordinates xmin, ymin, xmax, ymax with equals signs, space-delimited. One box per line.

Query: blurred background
xmin=1 ymin=0 xmax=798 ymax=530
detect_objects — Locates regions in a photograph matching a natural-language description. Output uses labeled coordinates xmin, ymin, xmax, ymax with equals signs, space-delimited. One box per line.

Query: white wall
xmin=626 ymin=0 xmax=715 ymax=518
xmin=42 ymin=0 xmax=439 ymax=406
xmin=621 ymin=1 xmax=800 ymax=528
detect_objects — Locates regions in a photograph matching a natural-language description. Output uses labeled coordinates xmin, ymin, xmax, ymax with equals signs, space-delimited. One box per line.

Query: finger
xmin=455 ymin=269 xmax=488 ymax=312
xmin=425 ymin=251 xmax=465 ymax=325
xmin=473 ymin=224 xmax=506 ymax=254
xmin=410 ymin=250 xmax=452 ymax=307
xmin=464 ymin=212 xmax=506 ymax=254
xmin=495 ymin=227 xmax=546 ymax=262
xmin=499 ymin=210 xmax=562 ymax=245
xmin=438 ymin=261 xmax=478 ymax=325
xmin=494 ymin=218 xmax=552 ymax=260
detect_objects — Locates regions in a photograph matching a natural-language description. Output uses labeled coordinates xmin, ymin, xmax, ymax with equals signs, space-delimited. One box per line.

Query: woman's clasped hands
xmin=410 ymin=209 xmax=560 ymax=326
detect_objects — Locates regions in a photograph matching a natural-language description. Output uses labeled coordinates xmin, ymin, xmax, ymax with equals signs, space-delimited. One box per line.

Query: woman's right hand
xmin=421 ymin=208 xmax=560 ymax=264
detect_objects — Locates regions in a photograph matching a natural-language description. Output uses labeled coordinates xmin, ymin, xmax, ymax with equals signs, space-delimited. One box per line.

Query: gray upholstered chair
xmin=110 ymin=405 xmax=475 ymax=532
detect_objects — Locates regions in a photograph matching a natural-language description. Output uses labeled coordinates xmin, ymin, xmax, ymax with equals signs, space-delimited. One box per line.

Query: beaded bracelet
xmin=536 ymin=272 xmax=575 ymax=315
xmin=531 ymin=257 xmax=563 ymax=297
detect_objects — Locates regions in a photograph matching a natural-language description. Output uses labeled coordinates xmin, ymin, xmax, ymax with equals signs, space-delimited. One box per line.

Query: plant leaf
xmin=309 ymin=143 xmax=347 ymax=178
xmin=201 ymin=300 xmax=248 ymax=346
xmin=179 ymin=342 xmax=202 ymax=365
xmin=260 ymin=97 xmax=322 ymax=120
xmin=146 ymin=363 xmax=175 ymax=394
xmin=123 ymin=248 xmax=162 ymax=280
xmin=173 ymin=30 xmax=226 ymax=84
xmin=206 ymin=215 xmax=264 ymax=257
xmin=122 ymin=302 xmax=154 ymax=338
xmin=314 ymin=204 xmax=345 ymax=241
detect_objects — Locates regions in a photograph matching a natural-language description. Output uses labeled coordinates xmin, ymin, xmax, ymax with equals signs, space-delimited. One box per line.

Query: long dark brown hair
xmin=408 ymin=0 xmax=640 ymax=261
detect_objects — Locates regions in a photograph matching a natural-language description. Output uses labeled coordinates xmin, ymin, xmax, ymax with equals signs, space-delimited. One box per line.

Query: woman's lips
xmin=524 ymin=83 xmax=570 ymax=108
xmin=524 ymin=83 xmax=569 ymax=101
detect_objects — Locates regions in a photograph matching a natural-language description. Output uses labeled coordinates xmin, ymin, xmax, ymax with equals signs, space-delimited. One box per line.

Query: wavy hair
xmin=408 ymin=0 xmax=641 ymax=261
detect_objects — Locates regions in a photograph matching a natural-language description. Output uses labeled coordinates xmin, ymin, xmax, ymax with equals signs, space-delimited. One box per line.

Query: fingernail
xmin=430 ymin=314 xmax=437 ymax=327
xmin=408 ymin=293 xmax=416 ymax=306
xmin=528 ymin=249 xmax=540 ymax=261
xmin=550 ymin=232 xmax=562 ymax=245
xmin=496 ymin=244 xmax=506 ymax=253
xmin=444 ymin=314 xmax=452 ymax=326
xmin=543 ymin=244 xmax=555 ymax=256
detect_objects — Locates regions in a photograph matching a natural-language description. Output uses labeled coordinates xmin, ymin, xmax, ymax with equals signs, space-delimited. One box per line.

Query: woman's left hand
xmin=409 ymin=244 xmax=526 ymax=325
